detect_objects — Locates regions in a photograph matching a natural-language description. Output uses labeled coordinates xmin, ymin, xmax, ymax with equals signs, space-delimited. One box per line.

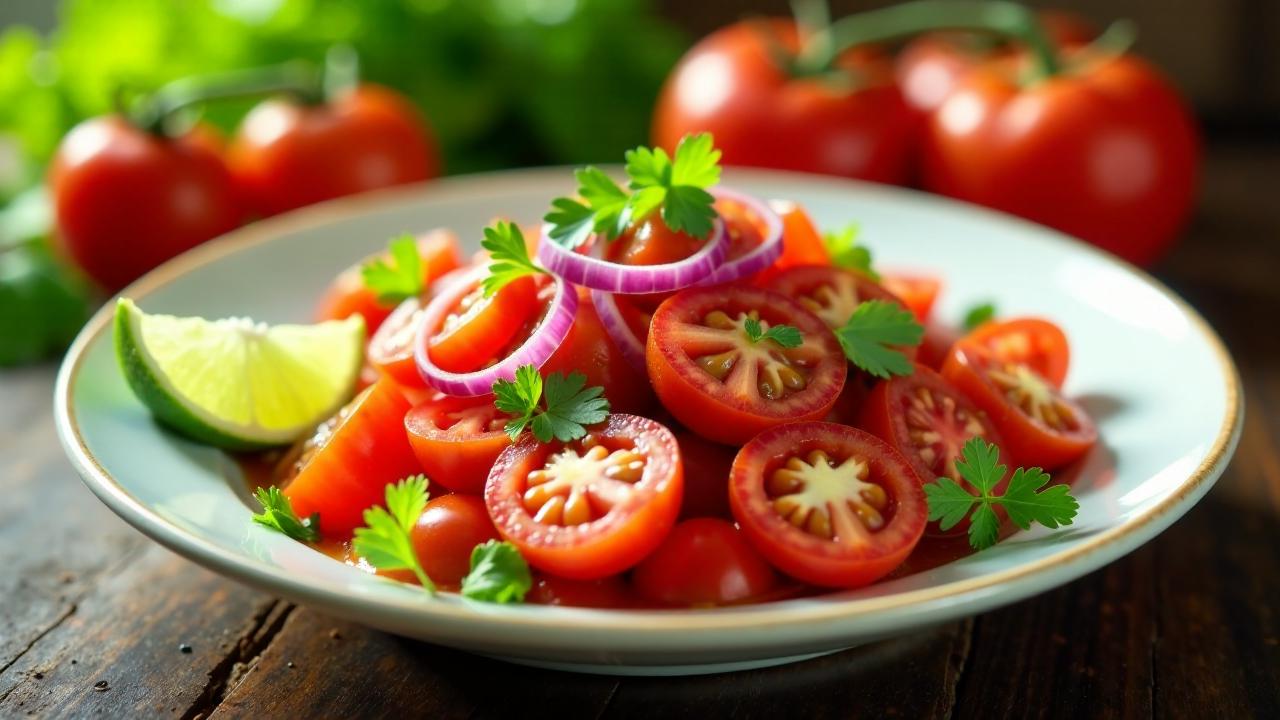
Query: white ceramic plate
xmin=55 ymin=168 xmax=1241 ymax=676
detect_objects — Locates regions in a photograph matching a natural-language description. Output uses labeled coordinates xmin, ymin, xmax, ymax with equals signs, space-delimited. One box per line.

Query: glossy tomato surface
xmin=423 ymin=274 xmax=539 ymax=374
xmin=674 ymin=430 xmax=737 ymax=520
xmin=366 ymin=297 xmax=426 ymax=388
xmin=632 ymin=518 xmax=777 ymax=606
xmin=729 ymin=422 xmax=927 ymax=588
xmin=283 ymin=379 xmax=421 ymax=537
xmin=942 ymin=343 xmax=1096 ymax=469
xmin=647 ymin=284 xmax=846 ymax=445
xmin=765 ymin=201 xmax=831 ymax=279
xmin=229 ymin=84 xmax=438 ymax=217
xmin=527 ymin=574 xmax=633 ymax=609
xmin=50 ymin=117 xmax=242 ymax=291
xmin=961 ymin=317 xmax=1070 ymax=387
xmin=315 ymin=229 xmax=461 ymax=331
xmin=405 ymin=393 xmax=511 ymax=494
xmin=543 ymin=287 xmax=655 ymax=415
xmin=410 ymin=494 xmax=500 ymax=587
xmin=653 ymin=20 xmax=913 ymax=184
xmin=880 ymin=273 xmax=941 ymax=323
xmin=485 ymin=414 xmax=683 ymax=579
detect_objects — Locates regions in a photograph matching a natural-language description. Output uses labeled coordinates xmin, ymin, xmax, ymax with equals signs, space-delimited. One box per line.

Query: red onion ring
xmin=590 ymin=289 xmax=648 ymax=373
xmin=701 ymin=187 xmax=784 ymax=285
xmin=414 ymin=266 xmax=578 ymax=396
xmin=537 ymin=218 xmax=728 ymax=294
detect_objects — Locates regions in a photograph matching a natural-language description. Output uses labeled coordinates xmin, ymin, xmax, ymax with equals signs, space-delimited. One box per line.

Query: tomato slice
xmin=768 ymin=200 xmax=831 ymax=273
xmin=729 ymin=422 xmax=927 ymax=588
xmin=410 ymin=494 xmax=500 ymax=588
xmin=283 ymin=379 xmax=422 ymax=537
xmin=367 ymin=297 xmax=426 ymax=388
xmin=484 ymin=414 xmax=683 ymax=579
xmin=646 ymin=284 xmax=846 ymax=445
xmin=405 ymin=392 xmax=511 ymax=494
xmin=543 ymin=287 xmax=655 ymax=415
xmin=880 ymin=273 xmax=941 ymax=323
xmin=424 ymin=274 xmax=539 ymax=373
xmin=315 ymin=229 xmax=462 ymax=331
xmin=942 ymin=343 xmax=1097 ymax=469
xmin=632 ymin=518 xmax=777 ymax=606
xmin=859 ymin=363 xmax=1004 ymax=487
xmin=961 ymin=317 xmax=1070 ymax=387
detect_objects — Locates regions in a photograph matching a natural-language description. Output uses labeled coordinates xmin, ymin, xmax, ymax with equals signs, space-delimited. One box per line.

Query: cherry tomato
xmin=880 ymin=273 xmax=941 ymax=323
xmin=405 ymin=393 xmax=511 ymax=495
xmin=283 ymin=379 xmax=422 ymax=537
xmin=859 ymin=363 xmax=1004 ymax=487
xmin=918 ymin=322 xmax=961 ymax=370
xmin=920 ymin=54 xmax=1199 ymax=266
xmin=632 ymin=518 xmax=777 ymax=606
xmin=653 ymin=20 xmax=913 ymax=184
xmin=942 ymin=343 xmax=1097 ymax=469
xmin=647 ymin=284 xmax=846 ymax=445
xmin=768 ymin=200 xmax=831 ymax=273
xmin=228 ymin=84 xmax=438 ymax=217
xmin=315 ymin=229 xmax=462 ymax=331
xmin=961 ymin=317 xmax=1070 ymax=387
xmin=410 ymin=494 xmax=500 ymax=588
xmin=49 ymin=117 xmax=242 ymax=291
xmin=766 ymin=265 xmax=907 ymax=329
xmin=607 ymin=215 xmax=704 ymax=267
xmin=674 ymin=430 xmax=736 ymax=520
xmin=543 ymin=287 xmax=655 ymax=415
xmin=485 ymin=414 xmax=683 ymax=579
xmin=424 ymin=274 xmax=539 ymax=373
xmin=527 ymin=574 xmax=633 ymax=609
xmin=729 ymin=422 xmax=927 ymax=588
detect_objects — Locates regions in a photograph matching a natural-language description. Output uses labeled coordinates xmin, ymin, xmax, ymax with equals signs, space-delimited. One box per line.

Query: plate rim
xmin=53 ymin=166 xmax=1244 ymax=635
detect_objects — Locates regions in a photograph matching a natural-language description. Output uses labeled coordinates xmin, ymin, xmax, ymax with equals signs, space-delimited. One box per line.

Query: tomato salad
xmin=252 ymin=134 xmax=1090 ymax=608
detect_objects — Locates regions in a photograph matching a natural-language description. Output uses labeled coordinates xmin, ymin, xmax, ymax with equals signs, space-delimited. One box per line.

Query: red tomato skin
xmin=918 ymin=322 xmax=960 ymax=370
xmin=653 ymin=20 xmax=913 ymax=184
xmin=543 ymin=287 xmax=655 ymax=415
xmin=283 ymin=379 xmax=422 ymax=538
xmin=527 ymin=574 xmax=634 ymax=609
xmin=961 ymin=317 xmax=1070 ymax=387
xmin=880 ymin=273 xmax=941 ymax=323
xmin=410 ymin=494 xmax=500 ymax=587
xmin=729 ymin=422 xmax=927 ymax=588
xmin=315 ymin=229 xmax=462 ymax=331
xmin=920 ymin=55 xmax=1199 ymax=266
xmin=228 ymin=84 xmax=439 ymax=217
xmin=941 ymin=344 xmax=1097 ymax=470
xmin=49 ymin=116 xmax=242 ymax=291
xmin=366 ymin=297 xmax=426 ymax=388
xmin=405 ymin=394 xmax=511 ymax=495
xmin=632 ymin=518 xmax=778 ymax=606
xmin=484 ymin=414 xmax=683 ymax=580
xmin=768 ymin=200 xmax=831 ymax=275
xmin=674 ymin=431 xmax=737 ymax=520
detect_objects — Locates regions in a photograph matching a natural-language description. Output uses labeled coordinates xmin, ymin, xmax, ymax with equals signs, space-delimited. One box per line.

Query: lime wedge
xmin=114 ymin=298 xmax=365 ymax=450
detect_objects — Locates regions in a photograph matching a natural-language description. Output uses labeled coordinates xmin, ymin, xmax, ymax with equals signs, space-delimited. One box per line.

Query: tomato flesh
xmin=632 ymin=518 xmax=777 ymax=606
xmin=367 ymin=297 xmax=426 ymax=388
xmin=484 ymin=414 xmax=683 ymax=579
xmin=425 ymin=274 xmax=539 ymax=373
xmin=729 ymin=422 xmax=926 ymax=588
xmin=315 ymin=229 xmax=461 ymax=331
xmin=410 ymin=494 xmax=500 ymax=588
xmin=769 ymin=201 xmax=831 ymax=274
xmin=880 ymin=273 xmax=941 ymax=323
xmin=962 ymin=317 xmax=1070 ymax=387
xmin=405 ymin=393 xmax=512 ymax=494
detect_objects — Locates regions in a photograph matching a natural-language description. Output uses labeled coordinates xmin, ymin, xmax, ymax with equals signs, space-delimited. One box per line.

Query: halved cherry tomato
xmin=315 ymin=229 xmax=462 ymax=331
xmin=410 ymin=494 xmax=500 ymax=588
xmin=729 ymin=422 xmax=926 ymax=588
xmin=527 ymin=574 xmax=633 ymax=609
xmin=632 ymin=518 xmax=777 ymax=606
xmin=942 ymin=344 xmax=1096 ymax=469
xmin=961 ymin=317 xmax=1070 ymax=387
xmin=880 ymin=273 xmax=941 ymax=323
xmin=367 ymin=297 xmax=426 ymax=388
xmin=859 ymin=363 xmax=1004 ymax=487
xmin=769 ymin=201 xmax=831 ymax=273
xmin=647 ymin=285 xmax=846 ymax=445
xmin=405 ymin=393 xmax=511 ymax=494
xmin=485 ymin=414 xmax=683 ymax=579
xmin=424 ymin=274 xmax=539 ymax=373
xmin=283 ymin=379 xmax=422 ymax=537
xmin=765 ymin=265 xmax=917 ymax=363
xmin=544 ymin=287 xmax=655 ymax=415
xmin=675 ymin=430 xmax=737 ymax=520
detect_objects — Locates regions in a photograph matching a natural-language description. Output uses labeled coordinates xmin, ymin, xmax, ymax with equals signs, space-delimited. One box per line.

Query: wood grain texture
xmin=0 ymin=142 xmax=1277 ymax=719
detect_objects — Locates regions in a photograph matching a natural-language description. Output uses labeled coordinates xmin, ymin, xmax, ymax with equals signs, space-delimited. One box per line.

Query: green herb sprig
xmin=352 ymin=476 xmax=434 ymax=593
xmin=251 ymin=486 xmax=320 ymax=543
xmin=834 ymin=300 xmax=924 ymax=378
xmin=493 ymin=365 xmax=611 ymax=443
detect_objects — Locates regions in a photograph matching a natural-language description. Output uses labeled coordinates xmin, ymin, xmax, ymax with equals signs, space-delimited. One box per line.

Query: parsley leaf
xmin=461 ymin=540 xmax=533 ymax=603
xmin=962 ymin=302 xmax=997 ymax=331
xmin=360 ymin=234 xmax=423 ymax=305
xmin=251 ymin=486 xmax=319 ymax=543
xmin=480 ymin=221 xmax=547 ymax=297
xmin=492 ymin=364 xmax=611 ymax=443
xmin=822 ymin=223 xmax=879 ymax=280
xmin=833 ymin=300 xmax=924 ymax=378
xmin=352 ymin=476 xmax=435 ymax=592
xmin=923 ymin=438 xmax=1079 ymax=551
xmin=544 ymin=167 xmax=632 ymax=248
xmin=743 ymin=317 xmax=803 ymax=348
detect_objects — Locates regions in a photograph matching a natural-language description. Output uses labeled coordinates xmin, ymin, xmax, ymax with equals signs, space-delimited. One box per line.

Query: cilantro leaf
xmin=461 ymin=540 xmax=533 ymax=604
xmin=625 ymin=133 xmax=721 ymax=238
xmin=352 ymin=476 xmax=435 ymax=592
xmin=922 ymin=438 xmax=1079 ymax=551
xmin=251 ymin=486 xmax=320 ymax=543
xmin=743 ymin=317 xmax=803 ymax=348
xmin=576 ymin=166 xmax=631 ymax=238
xmin=543 ymin=197 xmax=598 ymax=250
xmin=833 ymin=300 xmax=924 ymax=378
xmin=822 ymin=223 xmax=879 ymax=280
xmin=962 ymin=302 xmax=997 ymax=331
xmin=492 ymin=365 xmax=610 ymax=443
xmin=480 ymin=221 xmax=546 ymax=297
xmin=360 ymin=234 xmax=423 ymax=305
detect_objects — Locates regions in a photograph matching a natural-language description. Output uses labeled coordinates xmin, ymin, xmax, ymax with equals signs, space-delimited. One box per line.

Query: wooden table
xmin=2 ymin=143 xmax=1277 ymax=719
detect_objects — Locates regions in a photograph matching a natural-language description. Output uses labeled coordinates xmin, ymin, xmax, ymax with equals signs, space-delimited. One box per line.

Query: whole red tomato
xmin=653 ymin=20 xmax=913 ymax=184
xmin=49 ymin=116 xmax=242 ymax=291
xmin=228 ymin=83 xmax=438 ymax=217
xmin=920 ymin=54 xmax=1198 ymax=265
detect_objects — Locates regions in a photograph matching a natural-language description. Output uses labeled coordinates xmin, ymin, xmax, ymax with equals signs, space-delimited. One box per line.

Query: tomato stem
xmin=131 ymin=62 xmax=322 ymax=136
